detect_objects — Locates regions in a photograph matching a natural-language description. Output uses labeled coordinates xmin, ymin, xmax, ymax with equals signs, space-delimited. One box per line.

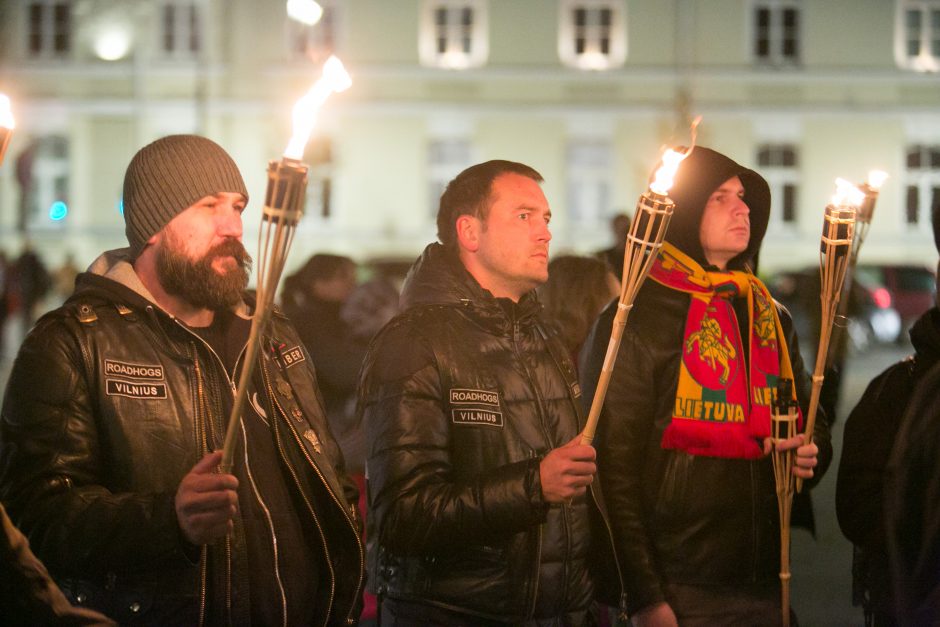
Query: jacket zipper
xmin=238 ymin=418 xmax=289 ymax=627
xmin=261 ymin=354 xmax=366 ymax=627
xmin=509 ymin=318 xmax=553 ymax=619
xmin=192 ymin=354 xmax=212 ymax=627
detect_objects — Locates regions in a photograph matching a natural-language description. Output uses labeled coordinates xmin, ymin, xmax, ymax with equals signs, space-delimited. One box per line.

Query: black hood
xmin=399 ymin=243 xmax=541 ymax=334
xmin=658 ymin=146 xmax=771 ymax=270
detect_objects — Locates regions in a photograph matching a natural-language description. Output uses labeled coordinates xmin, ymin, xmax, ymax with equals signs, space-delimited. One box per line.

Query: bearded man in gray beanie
xmin=0 ymin=135 xmax=364 ymax=626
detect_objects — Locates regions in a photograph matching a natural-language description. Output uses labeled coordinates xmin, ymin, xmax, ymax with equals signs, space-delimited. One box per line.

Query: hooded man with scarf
xmin=358 ymin=160 xmax=621 ymax=625
xmin=580 ymin=147 xmax=830 ymax=626
xmin=0 ymin=135 xmax=364 ymax=626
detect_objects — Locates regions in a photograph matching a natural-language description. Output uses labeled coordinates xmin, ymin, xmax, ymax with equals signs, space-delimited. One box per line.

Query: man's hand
xmin=539 ymin=435 xmax=596 ymax=503
xmin=631 ymin=601 xmax=678 ymax=627
xmin=763 ymin=435 xmax=819 ymax=480
xmin=175 ymin=451 xmax=239 ymax=545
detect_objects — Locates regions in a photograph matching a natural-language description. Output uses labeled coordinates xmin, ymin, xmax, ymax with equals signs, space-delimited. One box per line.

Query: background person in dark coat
xmin=837 ymin=204 xmax=940 ymax=627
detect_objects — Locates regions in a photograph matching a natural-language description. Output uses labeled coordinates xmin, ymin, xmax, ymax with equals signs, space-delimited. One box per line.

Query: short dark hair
xmin=436 ymin=160 xmax=544 ymax=251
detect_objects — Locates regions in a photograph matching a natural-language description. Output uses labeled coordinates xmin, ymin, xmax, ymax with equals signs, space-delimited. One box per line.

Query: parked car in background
xmin=767 ymin=268 xmax=901 ymax=360
xmin=854 ymin=264 xmax=936 ymax=341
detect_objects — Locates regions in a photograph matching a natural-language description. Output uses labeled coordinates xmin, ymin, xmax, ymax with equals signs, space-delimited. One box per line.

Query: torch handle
xmin=581 ymin=303 xmax=631 ymax=445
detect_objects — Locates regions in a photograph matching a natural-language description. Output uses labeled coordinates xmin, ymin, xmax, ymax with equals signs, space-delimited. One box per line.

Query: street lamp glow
xmin=94 ymin=27 xmax=131 ymax=61
xmin=286 ymin=0 xmax=323 ymax=25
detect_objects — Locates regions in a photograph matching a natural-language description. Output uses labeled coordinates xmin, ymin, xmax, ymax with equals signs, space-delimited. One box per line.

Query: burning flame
xmin=0 ymin=94 xmax=14 ymax=130
xmin=648 ymin=116 xmax=701 ymax=196
xmin=284 ymin=56 xmax=352 ymax=160
xmin=649 ymin=149 xmax=687 ymax=196
xmin=867 ymin=170 xmax=888 ymax=190
xmin=831 ymin=178 xmax=865 ymax=207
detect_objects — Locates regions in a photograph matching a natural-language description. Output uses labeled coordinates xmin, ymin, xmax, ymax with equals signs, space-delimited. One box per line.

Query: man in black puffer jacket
xmin=359 ymin=160 xmax=619 ymax=625
xmin=581 ymin=147 xmax=830 ymax=626
xmin=0 ymin=136 xmax=364 ymax=626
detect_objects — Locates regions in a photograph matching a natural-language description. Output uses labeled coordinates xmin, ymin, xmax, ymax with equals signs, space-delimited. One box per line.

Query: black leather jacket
xmin=582 ymin=279 xmax=831 ymax=615
xmin=0 ymin=251 xmax=364 ymax=626
xmin=359 ymin=244 xmax=608 ymax=623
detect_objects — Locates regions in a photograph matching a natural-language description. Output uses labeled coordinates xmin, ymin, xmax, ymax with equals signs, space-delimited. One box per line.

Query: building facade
xmin=0 ymin=0 xmax=938 ymax=275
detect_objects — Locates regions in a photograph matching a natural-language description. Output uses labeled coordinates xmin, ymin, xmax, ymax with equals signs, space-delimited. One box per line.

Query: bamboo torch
xmin=795 ymin=179 xmax=864 ymax=491
xmin=0 ymin=94 xmax=15 ymax=166
xmin=771 ymin=378 xmax=799 ymax=627
xmin=220 ymin=56 xmax=352 ymax=473
xmin=826 ymin=170 xmax=888 ymax=368
xmin=580 ymin=145 xmax=692 ymax=445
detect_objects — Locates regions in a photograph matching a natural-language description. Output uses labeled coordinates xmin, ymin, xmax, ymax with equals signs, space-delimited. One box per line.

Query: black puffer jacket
xmin=580 ymin=147 xmax=831 ymax=615
xmin=0 ymin=251 xmax=364 ymax=626
xmin=359 ymin=243 xmax=597 ymax=623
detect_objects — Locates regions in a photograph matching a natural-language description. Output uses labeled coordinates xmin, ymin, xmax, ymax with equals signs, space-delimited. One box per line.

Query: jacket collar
xmin=399 ymin=243 xmax=542 ymax=335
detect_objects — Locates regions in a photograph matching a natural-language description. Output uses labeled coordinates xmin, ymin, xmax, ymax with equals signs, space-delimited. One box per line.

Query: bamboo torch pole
xmin=795 ymin=179 xmax=863 ymax=492
xmin=219 ymin=56 xmax=352 ymax=473
xmin=825 ymin=171 xmax=887 ymax=368
xmin=580 ymin=145 xmax=692 ymax=445
xmin=771 ymin=378 xmax=799 ymax=627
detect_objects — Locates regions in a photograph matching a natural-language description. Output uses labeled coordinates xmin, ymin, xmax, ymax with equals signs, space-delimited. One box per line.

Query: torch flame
xmin=831 ymin=178 xmax=865 ymax=207
xmin=648 ymin=116 xmax=700 ymax=196
xmin=284 ymin=56 xmax=352 ymax=160
xmin=0 ymin=94 xmax=14 ymax=130
xmin=867 ymin=170 xmax=888 ymax=190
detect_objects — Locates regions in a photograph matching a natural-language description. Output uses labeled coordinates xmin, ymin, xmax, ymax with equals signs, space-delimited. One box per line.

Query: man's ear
xmin=455 ymin=214 xmax=480 ymax=253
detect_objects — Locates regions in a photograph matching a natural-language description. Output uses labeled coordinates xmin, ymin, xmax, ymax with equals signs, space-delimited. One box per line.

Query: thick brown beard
xmin=156 ymin=234 xmax=253 ymax=311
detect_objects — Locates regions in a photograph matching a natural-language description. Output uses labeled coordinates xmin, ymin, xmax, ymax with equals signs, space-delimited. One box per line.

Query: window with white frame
xmin=566 ymin=140 xmax=612 ymax=228
xmin=160 ymin=1 xmax=202 ymax=58
xmin=757 ymin=144 xmax=800 ymax=226
xmin=288 ymin=1 xmax=337 ymax=63
xmin=304 ymin=138 xmax=334 ymax=220
xmin=16 ymin=136 xmax=70 ymax=230
xmin=428 ymin=139 xmax=473 ymax=217
xmin=753 ymin=0 xmax=800 ymax=66
xmin=904 ymin=144 xmax=940 ymax=227
xmin=558 ymin=0 xmax=626 ymax=70
xmin=896 ymin=0 xmax=940 ymax=72
xmin=26 ymin=0 xmax=72 ymax=58
xmin=419 ymin=0 xmax=488 ymax=69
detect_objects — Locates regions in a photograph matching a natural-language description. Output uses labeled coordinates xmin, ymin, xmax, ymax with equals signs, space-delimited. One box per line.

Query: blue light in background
xmin=117 ymin=199 xmax=124 ymax=215
xmin=49 ymin=201 xmax=68 ymax=221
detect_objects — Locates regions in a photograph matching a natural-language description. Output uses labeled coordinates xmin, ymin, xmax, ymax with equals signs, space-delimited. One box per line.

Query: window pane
xmin=29 ymin=4 xmax=43 ymax=53
xmin=53 ymin=3 xmax=71 ymax=53
xmin=189 ymin=5 xmax=200 ymax=53
xmin=758 ymin=147 xmax=771 ymax=166
xmin=908 ymin=146 xmax=922 ymax=169
xmin=163 ymin=5 xmax=175 ymax=51
xmin=574 ymin=8 xmax=587 ymax=27
xmin=906 ymin=185 xmax=920 ymax=223
xmin=435 ymin=7 xmax=447 ymax=26
xmin=782 ymin=147 xmax=797 ymax=167
xmin=782 ymin=184 xmax=796 ymax=223
xmin=931 ymin=147 xmax=940 ymax=169
xmin=599 ymin=8 xmax=612 ymax=27
xmin=461 ymin=7 xmax=473 ymax=26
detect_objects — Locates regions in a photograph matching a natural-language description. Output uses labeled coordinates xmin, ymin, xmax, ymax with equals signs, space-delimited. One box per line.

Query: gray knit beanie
xmin=123 ymin=135 xmax=248 ymax=258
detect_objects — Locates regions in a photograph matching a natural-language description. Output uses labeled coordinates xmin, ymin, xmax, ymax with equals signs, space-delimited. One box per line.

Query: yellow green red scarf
xmin=648 ymin=243 xmax=802 ymax=459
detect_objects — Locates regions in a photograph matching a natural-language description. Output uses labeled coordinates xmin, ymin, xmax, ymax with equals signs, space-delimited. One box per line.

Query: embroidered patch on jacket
xmin=451 ymin=408 xmax=504 ymax=428
xmin=278 ymin=345 xmax=306 ymax=369
xmin=449 ymin=388 xmax=499 ymax=406
xmin=106 ymin=379 xmax=168 ymax=399
xmin=104 ymin=359 xmax=164 ymax=381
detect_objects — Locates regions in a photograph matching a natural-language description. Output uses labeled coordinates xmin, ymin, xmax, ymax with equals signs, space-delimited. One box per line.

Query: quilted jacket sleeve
xmin=359 ymin=319 xmax=547 ymax=556
xmin=0 ymin=316 xmax=193 ymax=578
